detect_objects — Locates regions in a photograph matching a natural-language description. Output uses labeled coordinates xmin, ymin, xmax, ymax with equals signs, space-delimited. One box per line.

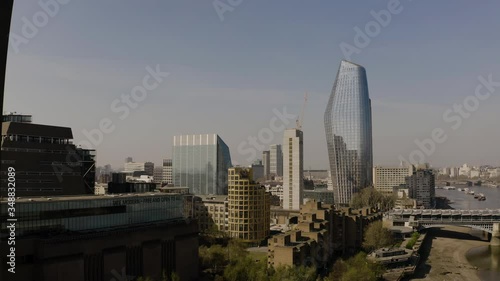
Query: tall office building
xmin=251 ymin=159 xmax=265 ymax=181
xmin=163 ymin=158 xmax=173 ymax=185
xmin=324 ymin=60 xmax=373 ymax=205
xmin=228 ymin=167 xmax=270 ymax=242
xmin=262 ymin=150 xmax=270 ymax=179
xmin=406 ymin=169 xmax=436 ymax=209
xmin=282 ymin=129 xmax=304 ymax=210
xmin=172 ymin=134 xmax=232 ymax=195
xmin=373 ymin=165 xmax=415 ymax=195
xmin=270 ymin=144 xmax=283 ymax=177
xmin=153 ymin=166 xmax=164 ymax=184
xmin=1 ymin=113 xmax=95 ymax=196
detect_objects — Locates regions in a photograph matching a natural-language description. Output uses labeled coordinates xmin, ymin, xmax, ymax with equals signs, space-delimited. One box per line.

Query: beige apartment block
xmin=373 ymin=165 xmax=414 ymax=195
xmin=194 ymin=195 xmax=228 ymax=233
xmin=268 ymin=200 xmax=384 ymax=268
xmin=228 ymin=167 xmax=271 ymax=242
xmin=267 ymin=230 xmax=317 ymax=267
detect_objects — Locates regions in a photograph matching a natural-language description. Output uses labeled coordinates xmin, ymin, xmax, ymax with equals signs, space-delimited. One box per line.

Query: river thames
xmin=436 ymin=185 xmax=500 ymax=280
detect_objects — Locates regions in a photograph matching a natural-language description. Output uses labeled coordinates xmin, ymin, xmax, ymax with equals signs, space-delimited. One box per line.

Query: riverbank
xmin=407 ymin=226 xmax=488 ymax=281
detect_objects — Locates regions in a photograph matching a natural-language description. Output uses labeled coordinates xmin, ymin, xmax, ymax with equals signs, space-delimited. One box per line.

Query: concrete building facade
xmin=124 ymin=161 xmax=154 ymax=176
xmin=373 ymin=165 xmax=414 ymax=195
xmin=0 ymin=193 xmax=199 ymax=281
xmin=268 ymin=200 xmax=384 ymax=267
xmin=406 ymin=169 xmax=436 ymax=209
xmin=1 ymin=114 xmax=95 ymax=196
xmin=194 ymin=195 xmax=229 ymax=233
xmin=283 ymin=129 xmax=304 ymax=210
xmin=163 ymin=158 xmax=173 ymax=185
xmin=228 ymin=167 xmax=270 ymax=242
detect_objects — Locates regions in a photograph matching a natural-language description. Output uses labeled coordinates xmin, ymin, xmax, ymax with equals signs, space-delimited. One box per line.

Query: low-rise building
xmin=94 ymin=183 xmax=108 ymax=195
xmin=331 ymin=207 xmax=383 ymax=256
xmin=267 ymin=230 xmax=317 ymax=267
xmin=0 ymin=193 xmax=199 ymax=281
xmin=367 ymin=247 xmax=413 ymax=268
xmin=268 ymin=200 xmax=384 ymax=266
xmin=194 ymin=195 xmax=228 ymax=233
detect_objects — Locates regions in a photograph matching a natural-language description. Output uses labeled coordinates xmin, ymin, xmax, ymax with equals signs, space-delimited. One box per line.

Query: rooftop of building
xmin=341 ymin=60 xmax=365 ymax=68
xmin=2 ymin=113 xmax=32 ymax=123
xmin=194 ymin=194 xmax=228 ymax=202
xmin=2 ymin=121 xmax=74 ymax=139
xmin=159 ymin=186 xmax=190 ymax=191
xmin=368 ymin=247 xmax=412 ymax=261
xmin=0 ymin=192 xmax=180 ymax=203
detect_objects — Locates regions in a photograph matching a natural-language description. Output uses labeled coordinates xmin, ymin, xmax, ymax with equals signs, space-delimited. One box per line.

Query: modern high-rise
xmin=282 ymin=129 xmax=304 ymax=210
xmin=262 ymin=150 xmax=271 ymax=179
xmin=251 ymin=161 xmax=265 ymax=181
xmin=324 ymin=60 xmax=373 ymax=205
xmin=269 ymin=144 xmax=283 ymax=177
xmin=1 ymin=113 xmax=96 ymax=196
xmin=406 ymin=169 xmax=436 ymax=209
xmin=163 ymin=158 xmax=173 ymax=184
xmin=373 ymin=165 xmax=415 ymax=195
xmin=172 ymin=134 xmax=232 ymax=195
xmin=227 ymin=167 xmax=270 ymax=242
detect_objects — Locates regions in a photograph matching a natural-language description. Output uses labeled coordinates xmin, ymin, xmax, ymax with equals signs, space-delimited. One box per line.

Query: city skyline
xmin=4 ymin=1 xmax=500 ymax=170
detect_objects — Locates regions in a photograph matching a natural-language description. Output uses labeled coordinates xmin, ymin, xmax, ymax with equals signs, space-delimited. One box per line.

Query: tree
xmin=362 ymin=221 xmax=393 ymax=252
xmin=269 ymin=265 xmax=318 ymax=281
xmin=326 ymin=253 xmax=383 ymax=281
xmin=350 ymin=187 xmax=395 ymax=210
xmin=199 ymin=244 xmax=227 ymax=272
xmin=223 ymin=256 xmax=268 ymax=281
xmin=226 ymin=239 xmax=248 ymax=261
xmin=160 ymin=271 xmax=181 ymax=281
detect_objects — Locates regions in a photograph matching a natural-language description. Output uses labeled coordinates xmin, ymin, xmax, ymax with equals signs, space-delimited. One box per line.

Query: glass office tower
xmin=324 ymin=60 xmax=373 ymax=205
xmin=172 ymin=134 xmax=232 ymax=195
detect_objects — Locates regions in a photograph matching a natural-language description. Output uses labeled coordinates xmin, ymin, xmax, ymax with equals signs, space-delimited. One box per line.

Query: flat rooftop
xmin=195 ymin=195 xmax=228 ymax=202
xmin=0 ymin=192 xmax=181 ymax=203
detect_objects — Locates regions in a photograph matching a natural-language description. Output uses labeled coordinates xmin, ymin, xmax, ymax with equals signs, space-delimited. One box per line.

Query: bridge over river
xmin=385 ymin=209 xmax=500 ymax=245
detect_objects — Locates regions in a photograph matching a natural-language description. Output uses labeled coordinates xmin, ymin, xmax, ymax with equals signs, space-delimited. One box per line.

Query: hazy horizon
xmin=5 ymin=0 xmax=500 ymax=170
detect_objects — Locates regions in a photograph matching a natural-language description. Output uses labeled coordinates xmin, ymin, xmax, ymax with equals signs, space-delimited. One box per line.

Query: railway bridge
xmin=385 ymin=209 xmax=500 ymax=246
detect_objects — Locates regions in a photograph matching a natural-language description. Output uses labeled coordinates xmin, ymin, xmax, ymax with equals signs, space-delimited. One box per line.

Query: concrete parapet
xmin=491 ymin=223 xmax=500 ymax=246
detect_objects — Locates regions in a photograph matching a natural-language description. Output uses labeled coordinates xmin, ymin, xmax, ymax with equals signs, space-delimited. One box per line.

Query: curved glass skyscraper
xmin=324 ymin=60 xmax=373 ymax=205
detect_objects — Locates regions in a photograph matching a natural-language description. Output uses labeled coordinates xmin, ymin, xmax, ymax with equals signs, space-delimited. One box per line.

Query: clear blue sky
xmin=5 ymin=0 xmax=500 ymax=169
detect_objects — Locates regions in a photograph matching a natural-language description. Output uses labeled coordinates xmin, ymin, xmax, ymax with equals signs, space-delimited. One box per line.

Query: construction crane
xmin=296 ymin=92 xmax=308 ymax=130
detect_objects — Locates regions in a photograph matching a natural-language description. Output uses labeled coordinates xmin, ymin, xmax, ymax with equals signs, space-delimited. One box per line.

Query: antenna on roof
xmin=295 ymin=92 xmax=308 ymax=130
